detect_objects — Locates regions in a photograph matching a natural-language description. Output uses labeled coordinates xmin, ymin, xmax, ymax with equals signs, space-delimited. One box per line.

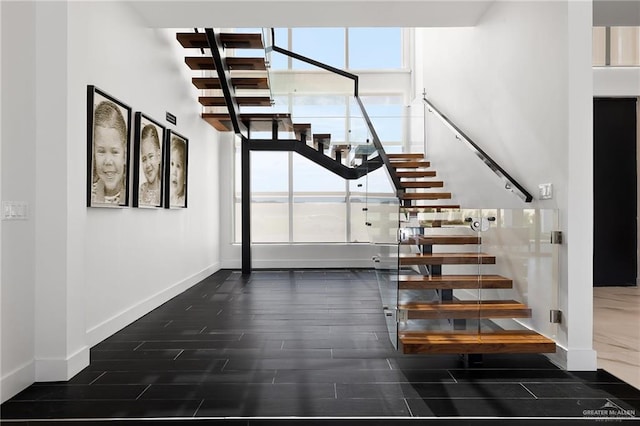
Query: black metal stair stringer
xmin=247 ymin=139 xmax=383 ymax=179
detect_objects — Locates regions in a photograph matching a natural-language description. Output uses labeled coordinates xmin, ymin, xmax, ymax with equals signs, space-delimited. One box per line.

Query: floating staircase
xmin=178 ymin=31 xmax=295 ymax=134
xmin=390 ymin=152 xmax=556 ymax=356
xmin=176 ymin=29 xmax=363 ymax=170
xmin=176 ymin=29 xmax=556 ymax=358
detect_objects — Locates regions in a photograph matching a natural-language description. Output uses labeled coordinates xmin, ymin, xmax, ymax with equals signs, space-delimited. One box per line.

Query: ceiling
xmin=128 ymin=0 xmax=495 ymax=28
xmin=593 ymin=0 xmax=640 ymax=26
xmin=129 ymin=0 xmax=640 ymax=30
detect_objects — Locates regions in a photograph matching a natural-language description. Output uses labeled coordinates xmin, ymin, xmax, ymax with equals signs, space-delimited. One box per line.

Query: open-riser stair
xmin=176 ymin=30 xmax=555 ymax=359
xmin=391 ymin=152 xmax=556 ymax=356
xmin=176 ymin=29 xmax=368 ymax=171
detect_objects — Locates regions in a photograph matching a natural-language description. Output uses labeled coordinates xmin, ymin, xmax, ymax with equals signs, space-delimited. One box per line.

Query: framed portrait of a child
xmin=86 ymin=85 xmax=132 ymax=208
xmin=132 ymin=113 xmax=166 ymax=208
xmin=165 ymin=130 xmax=188 ymax=209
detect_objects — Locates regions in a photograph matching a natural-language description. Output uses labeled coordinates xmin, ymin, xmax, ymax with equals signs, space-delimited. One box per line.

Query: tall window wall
xmin=234 ymin=28 xmax=406 ymax=244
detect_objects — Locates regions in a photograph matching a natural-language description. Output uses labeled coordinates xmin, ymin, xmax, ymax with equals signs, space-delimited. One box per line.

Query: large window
xmin=270 ymin=27 xmax=403 ymax=71
xmin=233 ymin=27 xmax=405 ymax=244
xmin=348 ymin=28 xmax=402 ymax=69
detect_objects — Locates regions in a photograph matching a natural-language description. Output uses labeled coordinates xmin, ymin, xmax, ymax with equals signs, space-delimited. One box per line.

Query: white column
xmin=565 ymin=0 xmax=598 ymax=370
xmin=34 ymin=0 xmax=88 ymax=381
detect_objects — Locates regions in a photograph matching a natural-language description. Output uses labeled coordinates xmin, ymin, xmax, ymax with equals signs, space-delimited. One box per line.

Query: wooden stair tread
xmin=313 ymin=134 xmax=331 ymax=148
xmin=391 ymin=160 xmax=431 ymax=168
xmin=388 ymin=153 xmax=425 ymax=159
xmin=399 ymin=252 xmax=495 ymax=265
xmin=414 ymin=220 xmax=467 ymax=227
xmin=401 ymin=205 xmax=460 ymax=212
xmin=398 ymin=274 xmax=512 ymax=289
xmin=397 ymin=171 xmax=437 ymax=178
xmin=399 ymin=330 xmax=556 ymax=354
xmin=185 ymin=57 xmax=266 ymax=71
xmin=199 ymin=96 xmax=272 ymax=107
xmin=399 ymin=300 xmax=532 ymax=319
xmin=202 ymin=113 xmax=293 ymax=132
xmin=401 ymin=181 xmax=444 ymax=188
xmin=401 ymin=235 xmax=480 ymax=245
xmin=177 ymin=32 xmax=264 ymax=49
xmin=400 ymin=192 xmax=452 ymax=200
xmin=192 ymin=77 xmax=269 ymax=90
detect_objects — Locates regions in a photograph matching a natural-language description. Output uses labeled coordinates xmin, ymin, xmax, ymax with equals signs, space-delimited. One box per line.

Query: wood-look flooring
xmin=594 ymin=286 xmax=640 ymax=390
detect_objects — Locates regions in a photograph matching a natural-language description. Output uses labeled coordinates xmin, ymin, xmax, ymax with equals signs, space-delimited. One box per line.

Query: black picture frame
xmin=133 ymin=113 xmax=166 ymax=208
xmin=86 ymin=85 xmax=132 ymax=208
xmin=165 ymin=130 xmax=189 ymax=209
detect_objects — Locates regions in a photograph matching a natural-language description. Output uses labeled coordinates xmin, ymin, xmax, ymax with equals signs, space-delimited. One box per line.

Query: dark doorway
xmin=593 ymin=97 xmax=637 ymax=287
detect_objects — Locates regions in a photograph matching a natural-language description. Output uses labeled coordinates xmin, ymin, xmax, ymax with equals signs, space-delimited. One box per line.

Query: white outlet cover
xmin=538 ymin=183 xmax=553 ymax=200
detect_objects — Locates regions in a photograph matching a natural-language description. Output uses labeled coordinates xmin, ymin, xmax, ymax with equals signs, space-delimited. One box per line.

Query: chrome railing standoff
xmin=422 ymin=90 xmax=533 ymax=203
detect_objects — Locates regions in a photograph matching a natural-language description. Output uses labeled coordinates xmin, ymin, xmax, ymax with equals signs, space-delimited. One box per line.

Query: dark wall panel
xmin=593 ymin=98 xmax=637 ymax=286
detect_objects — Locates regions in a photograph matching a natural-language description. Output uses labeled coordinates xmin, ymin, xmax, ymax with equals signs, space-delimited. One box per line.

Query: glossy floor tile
xmin=2 ymin=269 xmax=640 ymax=425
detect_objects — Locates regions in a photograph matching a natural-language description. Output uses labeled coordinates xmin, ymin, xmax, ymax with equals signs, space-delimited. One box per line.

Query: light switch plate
xmin=2 ymin=201 xmax=28 ymax=220
xmin=538 ymin=183 xmax=553 ymax=200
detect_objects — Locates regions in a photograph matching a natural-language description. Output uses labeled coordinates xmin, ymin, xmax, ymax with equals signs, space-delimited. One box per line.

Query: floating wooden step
xmin=398 ymin=274 xmax=512 ymax=290
xmin=192 ymin=77 xmax=270 ymax=90
xmin=177 ymin=32 xmax=264 ymax=49
xmin=399 ymin=330 xmax=556 ymax=354
xmin=391 ymin=160 xmax=431 ymax=168
xmin=185 ymin=57 xmax=266 ymax=71
xmin=313 ymin=134 xmax=331 ymax=150
xmin=399 ymin=252 xmax=495 ymax=266
xmin=400 ymin=235 xmax=481 ymax=245
xmin=388 ymin=153 xmax=425 ymax=159
xmin=415 ymin=219 xmax=467 ymax=227
xmin=294 ymin=123 xmax=312 ymax=141
xmin=401 ymin=205 xmax=460 ymax=212
xmin=199 ymin=96 xmax=272 ymax=107
xmin=397 ymin=171 xmax=437 ymax=178
xmin=401 ymin=181 xmax=444 ymax=189
xmin=399 ymin=300 xmax=531 ymax=320
xmin=400 ymin=192 xmax=452 ymax=201
xmin=202 ymin=113 xmax=292 ymax=132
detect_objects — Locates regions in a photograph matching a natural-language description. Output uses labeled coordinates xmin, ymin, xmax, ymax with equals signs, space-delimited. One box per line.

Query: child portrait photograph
xmin=133 ymin=113 xmax=165 ymax=208
xmin=86 ymin=86 xmax=132 ymax=208
xmin=166 ymin=130 xmax=188 ymax=209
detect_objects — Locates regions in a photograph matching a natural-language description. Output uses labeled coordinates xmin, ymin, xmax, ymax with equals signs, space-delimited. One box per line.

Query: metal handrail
xmin=269 ymin=28 xmax=403 ymax=195
xmin=423 ymin=92 xmax=533 ymax=202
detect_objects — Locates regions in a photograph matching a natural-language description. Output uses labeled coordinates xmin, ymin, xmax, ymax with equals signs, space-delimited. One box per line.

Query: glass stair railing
xmin=363 ymin=147 xmax=559 ymax=358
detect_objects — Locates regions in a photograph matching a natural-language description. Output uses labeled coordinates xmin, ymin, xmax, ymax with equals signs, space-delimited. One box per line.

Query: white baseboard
xmin=221 ymin=259 xmax=373 ymax=269
xmin=547 ymin=345 xmax=598 ymax=371
xmin=1 ymin=360 xmax=34 ymax=404
xmin=546 ymin=344 xmax=567 ymax=369
xmin=252 ymin=258 xmax=373 ymax=269
xmin=86 ymin=262 xmax=220 ymax=347
xmin=35 ymin=345 xmax=90 ymax=382
xmin=566 ymin=347 xmax=599 ymax=371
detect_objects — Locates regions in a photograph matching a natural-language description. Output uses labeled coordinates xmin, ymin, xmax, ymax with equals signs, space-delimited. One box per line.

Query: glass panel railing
xmin=366 ymin=149 xmax=401 ymax=350
xmin=476 ymin=209 xmax=559 ymax=344
xmin=398 ymin=208 xmax=484 ymax=337
xmin=396 ymin=207 xmax=558 ymax=357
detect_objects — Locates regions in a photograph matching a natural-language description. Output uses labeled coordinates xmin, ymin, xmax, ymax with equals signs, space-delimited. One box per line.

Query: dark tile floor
xmin=2 ymin=269 xmax=640 ymax=425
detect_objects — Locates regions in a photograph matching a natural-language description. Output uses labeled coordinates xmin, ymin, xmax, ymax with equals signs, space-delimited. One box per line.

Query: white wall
xmin=1 ymin=1 xmax=221 ymax=402
xmin=413 ymin=1 xmax=597 ymax=369
xmin=0 ymin=1 xmax=37 ymax=403
xmin=594 ymin=68 xmax=640 ymax=96
xmin=67 ymin=2 xmax=220 ymax=347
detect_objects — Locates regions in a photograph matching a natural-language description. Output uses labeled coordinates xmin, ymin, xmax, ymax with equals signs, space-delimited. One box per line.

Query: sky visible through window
xmin=235 ymin=27 xmax=405 ymax=243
